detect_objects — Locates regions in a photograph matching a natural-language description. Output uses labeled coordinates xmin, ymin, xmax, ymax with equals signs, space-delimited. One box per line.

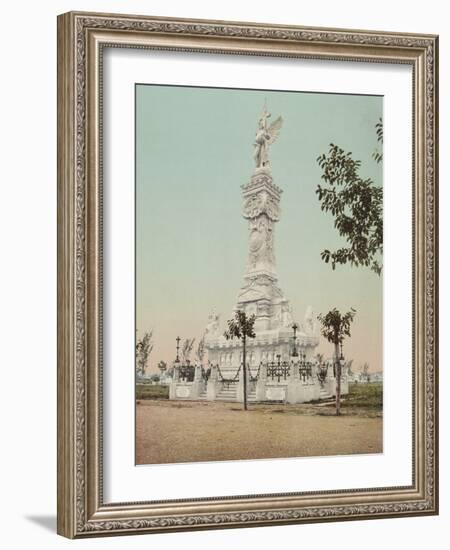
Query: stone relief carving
xmin=304 ymin=305 xmax=318 ymax=335
xmin=247 ymin=217 xmax=275 ymax=271
xmin=243 ymin=190 xmax=280 ymax=221
xmin=257 ymin=301 xmax=270 ymax=316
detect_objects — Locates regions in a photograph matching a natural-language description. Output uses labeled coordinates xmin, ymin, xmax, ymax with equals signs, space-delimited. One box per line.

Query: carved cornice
xmin=82 ymin=499 xmax=433 ymax=533
xmin=78 ymin=14 xmax=434 ymax=49
xmin=243 ymin=171 xmax=283 ymax=196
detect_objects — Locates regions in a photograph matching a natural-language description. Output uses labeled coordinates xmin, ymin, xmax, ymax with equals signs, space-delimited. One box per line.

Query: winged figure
xmin=253 ymin=105 xmax=283 ymax=169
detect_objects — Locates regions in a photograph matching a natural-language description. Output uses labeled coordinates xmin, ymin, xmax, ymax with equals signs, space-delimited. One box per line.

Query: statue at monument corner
xmin=205 ymin=310 xmax=220 ymax=336
xmin=253 ymin=104 xmax=283 ymax=170
xmin=281 ymin=303 xmax=294 ymax=328
xmin=304 ymin=306 xmax=318 ymax=335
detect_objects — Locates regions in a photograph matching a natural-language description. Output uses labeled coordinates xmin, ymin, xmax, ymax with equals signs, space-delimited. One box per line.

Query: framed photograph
xmin=57 ymin=11 xmax=439 ymax=538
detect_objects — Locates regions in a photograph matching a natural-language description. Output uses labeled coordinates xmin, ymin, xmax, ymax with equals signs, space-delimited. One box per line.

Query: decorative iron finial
xmin=292 ymin=322 xmax=299 ymax=357
xmin=175 ymin=336 xmax=181 ymax=363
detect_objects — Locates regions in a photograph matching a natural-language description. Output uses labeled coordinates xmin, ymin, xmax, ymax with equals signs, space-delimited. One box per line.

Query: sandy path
xmin=136 ymin=400 xmax=382 ymax=465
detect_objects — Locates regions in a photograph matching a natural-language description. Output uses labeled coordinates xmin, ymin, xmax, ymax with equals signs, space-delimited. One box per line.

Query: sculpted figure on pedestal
xmin=304 ymin=306 xmax=318 ymax=335
xmin=281 ymin=303 xmax=294 ymax=327
xmin=253 ymin=105 xmax=283 ymax=169
xmin=205 ymin=310 xmax=220 ymax=336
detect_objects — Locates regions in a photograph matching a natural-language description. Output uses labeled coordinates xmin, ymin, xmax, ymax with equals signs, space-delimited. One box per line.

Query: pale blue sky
xmin=136 ymin=84 xmax=383 ymax=372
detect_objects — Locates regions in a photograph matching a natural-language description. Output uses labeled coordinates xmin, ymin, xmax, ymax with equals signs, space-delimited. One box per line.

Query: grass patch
xmin=136 ymin=384 xmax=169 ymax=400
xmin=341 ymin=383 xmax=383 ymax=410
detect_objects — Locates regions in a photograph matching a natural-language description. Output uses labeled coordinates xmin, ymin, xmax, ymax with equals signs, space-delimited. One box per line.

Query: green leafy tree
xmin=135 ymin=330 xmax=153 ymax=377
xmin=318 ymin=308 xmax=356 ymax=415
xmin=224 ymin=310 xmax=256 ymax=411
xmin=372 ymin=117 xmax=383 ymax=164
xmin=316 ymin=119 xmax=383 ymax=275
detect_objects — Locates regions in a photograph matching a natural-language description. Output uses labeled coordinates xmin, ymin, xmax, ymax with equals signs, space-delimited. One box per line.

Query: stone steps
xmin=319 ymin=389 xmax=333 ymax=400
xmin=216 ymin=387 xmax=238 ymax=401
xmin=199 ymin=386 xmax=258 ymax=403
xmin=247 ymin=391 xmax=257 ymax=403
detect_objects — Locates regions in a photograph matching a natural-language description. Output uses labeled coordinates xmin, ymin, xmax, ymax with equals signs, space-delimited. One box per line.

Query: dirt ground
xmin=136 ymin=400 xmax=383 ymax=465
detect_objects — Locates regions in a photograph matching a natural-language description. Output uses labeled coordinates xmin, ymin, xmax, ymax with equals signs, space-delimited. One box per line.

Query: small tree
xmin=196 ymin=337 xmax=205 ymax=364
xmin=318 ymin=308 xmax=356 ymax=415
xmin=224 ymin=310 xmax=256 ymax=411
xmin=136 ymin=330 xmax=153 ymax=377
xmin=362 ymin=362 xmax=370 ymax=383
xmin=181 ymin=338 xmax=195 ymax=363
xmin=166 ymin=366 xmax=174 ymax=378
xmin=346 ymin=359 xmax=354 ymax=377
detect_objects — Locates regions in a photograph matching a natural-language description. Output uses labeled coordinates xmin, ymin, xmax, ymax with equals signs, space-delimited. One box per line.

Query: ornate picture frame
xmin=57 ymin=11 xmax=438 ymax=538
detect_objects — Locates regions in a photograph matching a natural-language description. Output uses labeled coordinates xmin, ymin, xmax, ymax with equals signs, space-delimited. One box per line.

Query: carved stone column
xmin=236 ymin=169 xmax=285 ymax=332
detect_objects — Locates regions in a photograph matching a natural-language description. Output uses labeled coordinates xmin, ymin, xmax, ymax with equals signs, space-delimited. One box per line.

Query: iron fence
xmin=267 ymin=361 xmax=291 ymax=382
xmin=178 ymin=364 xmax=195 ymax=382
xmin=299 ymin=362 xmax=314 ymax=381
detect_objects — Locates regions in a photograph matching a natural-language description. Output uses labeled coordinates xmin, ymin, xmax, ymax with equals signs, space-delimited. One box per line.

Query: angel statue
xmin=303 ymin=305 xmax=317 ymax=335
xmin=253 ymin=104 xmax=283 ymax=169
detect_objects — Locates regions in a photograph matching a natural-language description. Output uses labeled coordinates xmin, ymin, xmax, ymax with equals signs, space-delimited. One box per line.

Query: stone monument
xmin=204 ymin=105 xmax=319 ymax=375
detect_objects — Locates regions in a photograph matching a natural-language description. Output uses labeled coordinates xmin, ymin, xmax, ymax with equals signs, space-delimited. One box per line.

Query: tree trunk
xmin=242 ymin=335 xmax=248 ymax=411
xmin=334 ymin=340 xmax=341 ymax=416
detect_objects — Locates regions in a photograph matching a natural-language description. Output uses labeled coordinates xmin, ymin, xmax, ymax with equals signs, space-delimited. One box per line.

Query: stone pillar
xmin=291 ymin=360 xmax=299 ymax=381
xmin=194 ymin=364 xmax=202 ymax=381
xmin=172 ymin=365 xmax=180 ymax=382
xmin=206 ymin=365 xmax=218 ymax=401
xmin=236 ymin=163 xmax=283 ymax=334
xmin=286 ymin=360 xmax=300 ymax=404
xmin=236 ymin=364 xmax=244 ymax=403
xmin=256 ymin=362 xmax=267 ymax=401
xmin=169 ymin=364 xmax=179 ymax=400
xmin=189 ymin=364 xmax=203 ymax=400
xmin=340 ymin=365 xmax=349 ymax=396
xmin=326 ymin=363 xmax=337 ymax=396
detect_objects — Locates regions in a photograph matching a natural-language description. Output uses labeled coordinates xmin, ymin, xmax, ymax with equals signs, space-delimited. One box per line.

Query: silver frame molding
xmin=57 ymin=11 xmax=439 ymax=538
